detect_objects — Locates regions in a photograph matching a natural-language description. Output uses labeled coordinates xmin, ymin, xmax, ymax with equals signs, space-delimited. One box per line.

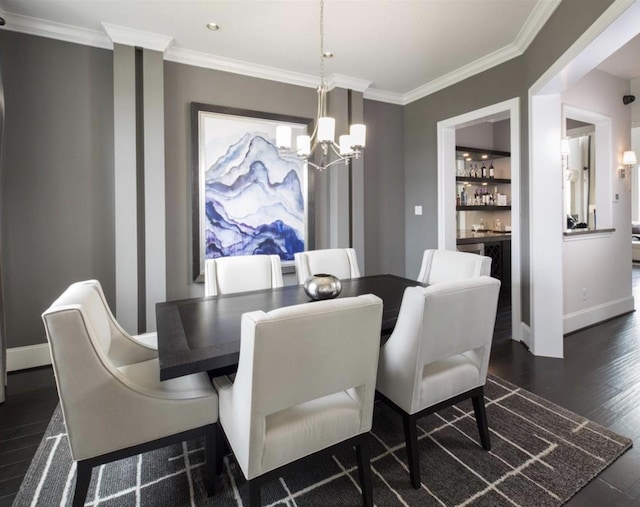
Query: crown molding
xmin=164 ymin=46 xmax=320 ymax=89
xmin=0 ymin=0 xmax=562 ymax=106
xmin=401 ymin=0 xmax=562 ymax=105
xmin=513 ymin=0 xmax=562 ymax=51
xmin=0 ymin=10 xmax=112 ymax=49
xmin=403 ymin=43 xmax=522 ymax=105
xmin=102 ymin=23 xmax=173 ymax=52
xmin=326 ymin=74 xmax=372 ymax=93
xmin=362 ymin=88 xmax=405 ymax=105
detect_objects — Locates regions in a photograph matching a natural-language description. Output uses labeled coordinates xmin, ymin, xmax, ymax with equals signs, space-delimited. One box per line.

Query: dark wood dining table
xmin=156 ymin=274 xmax=425 ymax=381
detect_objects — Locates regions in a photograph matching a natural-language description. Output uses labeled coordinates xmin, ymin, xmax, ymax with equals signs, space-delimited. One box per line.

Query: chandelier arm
xmin=322 ymin=157 xmax=351 ymax=170
xmin=305 ymin=160 xmax=322 ymax=171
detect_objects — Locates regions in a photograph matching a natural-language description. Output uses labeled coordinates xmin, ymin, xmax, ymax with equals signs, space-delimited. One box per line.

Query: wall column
xmin=105 ymin=25 xmax=172 ymax=333
xmin=112 ymin=44 xmax=138 ymax=333
xmin=327 ymin=87 xmax=350 ymax=248
xmin=142 ymin=49 xmax=166 ymax=332
xmin=349 ymin=90 xmax=366 ymax=272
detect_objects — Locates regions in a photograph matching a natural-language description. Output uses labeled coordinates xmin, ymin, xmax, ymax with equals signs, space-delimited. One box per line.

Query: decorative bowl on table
xmin=303 ymin=274 xmax=342 ymax=301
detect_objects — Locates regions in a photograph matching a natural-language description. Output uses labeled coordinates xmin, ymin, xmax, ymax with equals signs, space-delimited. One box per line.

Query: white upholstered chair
xmin=204 ymin=254 xmax=283 ymax=297
xmin=376 ymin=277 xmax=501 ymax=488
xmin=42 ymin=281 xmax=220 ymax=507
xmin=294 ymin=248 xmax=361 ymax=284
xmin=213 ymin=294 xmax=383 ymax=507
xmin=81 ymin=279 xmax=159 ymax=350
xmin=416 ymin=249 xmax=491 ymax=285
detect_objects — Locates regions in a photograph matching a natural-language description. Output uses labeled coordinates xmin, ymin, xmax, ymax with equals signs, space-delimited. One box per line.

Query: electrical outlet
xmin=414 ymin=206 xmax=423 ymax=216
xmin=582 ymin=288 xmax=588 ymax=301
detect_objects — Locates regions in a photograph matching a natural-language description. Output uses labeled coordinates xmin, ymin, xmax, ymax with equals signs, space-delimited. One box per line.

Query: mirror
xmin=564 ymin=119 xmax=595 ymax=230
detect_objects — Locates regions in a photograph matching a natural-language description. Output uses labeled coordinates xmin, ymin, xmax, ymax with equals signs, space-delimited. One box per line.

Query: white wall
xmin=561 ymin=69 xmax=634 ymax=333
xmin=633 ymin=126 xmax=640 ymax=222
xmin=631 ymin=77 xmax=640 ymax=128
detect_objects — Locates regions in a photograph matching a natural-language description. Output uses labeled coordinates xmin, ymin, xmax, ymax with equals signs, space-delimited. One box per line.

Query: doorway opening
xmin=529 ymin=0 xmax=640 ymax=357
xmin=437 ymin=98 xmax=521 ymax=344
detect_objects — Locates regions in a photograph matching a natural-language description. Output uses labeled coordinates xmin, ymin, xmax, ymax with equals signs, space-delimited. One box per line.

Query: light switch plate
xmin=414 ymin=205 xmax=423 ymax=216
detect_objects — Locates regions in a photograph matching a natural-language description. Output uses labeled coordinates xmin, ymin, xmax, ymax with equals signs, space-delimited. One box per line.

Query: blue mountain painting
xmin=204 ymin=133 xmax=305 ymax=261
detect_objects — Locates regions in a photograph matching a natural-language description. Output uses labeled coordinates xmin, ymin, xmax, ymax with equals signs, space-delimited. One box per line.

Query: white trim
xmin=7 ymin=343 xmax=51 ymax=372
xmin=531 ymin=0 xmax=639 ymax=96
xmin=363 ymin=88 xmax=405 ymax=105
xmin=563 ymin=296 xmax=635 ymax=335
xmin=529 ymin=93 xmax=564 ymax=358
xmin=0 ymin=11 xmax=112 ymax=49
xmin=520 ymin=322 xmax=532 ymax=350
xmin=403 ymin=0 xmax=561 ymax=105
xmin=102 ymin=23 xmax=173 ymax=53
xmin=436 ymin=97 xmax=522 ymax=344
xmin=513 ymin=0 xmax=562 ymax=50
xmin=404 ymin=44 xmax=522 ymax=105
xmin=327 ymin=74 xmax=372 ymax=93
xmin=563 ymin=230 xmax=615 ymax=241
xmin=164 ymin=46 xmax=320 ymax=89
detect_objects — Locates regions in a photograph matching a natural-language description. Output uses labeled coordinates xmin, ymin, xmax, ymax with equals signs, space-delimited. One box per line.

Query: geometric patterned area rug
xmin=13 ymin=376 xmax=632 ymax=506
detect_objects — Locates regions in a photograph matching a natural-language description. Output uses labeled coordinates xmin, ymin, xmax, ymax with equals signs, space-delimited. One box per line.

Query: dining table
xmin=155 ymin=274 xmax=425 ymax=381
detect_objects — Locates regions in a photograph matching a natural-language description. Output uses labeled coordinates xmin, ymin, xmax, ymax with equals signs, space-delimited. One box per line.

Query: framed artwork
xmin=191 ymin=103 xmax=314 ymax=282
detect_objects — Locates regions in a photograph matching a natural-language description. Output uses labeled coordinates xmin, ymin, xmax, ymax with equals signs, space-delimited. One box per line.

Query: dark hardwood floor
xmin=0 ymin=366 xmax=58 ymax=507
xmin=1 ymin=270 xmax=640 ymax=506
xmin=493 ymin=290 xmax=512 ymax=343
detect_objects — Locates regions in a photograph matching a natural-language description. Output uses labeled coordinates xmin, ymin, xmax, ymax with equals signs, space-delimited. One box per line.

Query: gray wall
xmin=403 ymin=0 xmax=614 ymax=324
xmin=0 ymin=31 xmax=114 ymax=348
xmin=456 ymin=119 xmax=510 ymax=152
xmin=363 ymin=99 xmax=405 ymax=276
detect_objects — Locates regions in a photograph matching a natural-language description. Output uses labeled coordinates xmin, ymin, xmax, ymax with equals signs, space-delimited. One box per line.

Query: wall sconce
xmin=619 ymin=150 xmax=637 ymax=178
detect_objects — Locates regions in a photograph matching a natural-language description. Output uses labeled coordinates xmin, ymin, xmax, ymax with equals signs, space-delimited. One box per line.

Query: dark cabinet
xmin=481 ymin=240 xmax=511 ymax=296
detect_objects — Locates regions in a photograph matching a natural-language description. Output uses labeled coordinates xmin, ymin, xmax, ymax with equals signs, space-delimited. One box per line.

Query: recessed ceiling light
xmin=462 ymin=153 xmax=469 ymax=157
xmin=322 ymin=51 xmax=334 ymax=58
xmin=481 ymin=154 xmax=488 ymax=159
xmin=207 ymin=22 xmax=220 ymax=31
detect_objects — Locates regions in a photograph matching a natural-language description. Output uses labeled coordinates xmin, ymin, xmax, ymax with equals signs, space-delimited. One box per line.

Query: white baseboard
xmin=563 ymin=296 xmax=635 ymax=335
xmin=7 ymin=343 xmax=52 ymax=372
xmin=520 ymin=322 xmax=532 ymax=350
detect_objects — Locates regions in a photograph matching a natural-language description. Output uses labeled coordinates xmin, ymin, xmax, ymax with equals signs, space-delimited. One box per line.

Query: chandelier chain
xmin=320 ymin=0 xmax=325 ymax=85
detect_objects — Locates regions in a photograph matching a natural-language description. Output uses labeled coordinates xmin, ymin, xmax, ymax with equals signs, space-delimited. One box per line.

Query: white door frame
xmin=437 ymin=97 xmax=522 ymax=343
xmin=528 ymin=0 xmax=640 ymax=357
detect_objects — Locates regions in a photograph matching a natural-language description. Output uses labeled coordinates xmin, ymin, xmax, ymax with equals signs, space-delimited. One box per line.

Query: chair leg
xmin=215 ymin=423 xmax=226 ymax=474
xmin=403 ymin=414 xmax=421 ymax=489
xmin=356 ymin=437 xmax=374 ymax=507
xmin=204 ymin=424 xmax=216 ymax=496
xmin=472 ymin=389 xmax=491 ymax=451
xmin=248 ymin=478 xmax=261 ymax=507
xmin=73 ymin=461 xmax=92 ymax=507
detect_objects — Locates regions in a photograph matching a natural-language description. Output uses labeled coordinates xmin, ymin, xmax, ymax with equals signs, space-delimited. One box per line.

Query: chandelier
xmin=275 ymin=0 xmax=366 ymax=171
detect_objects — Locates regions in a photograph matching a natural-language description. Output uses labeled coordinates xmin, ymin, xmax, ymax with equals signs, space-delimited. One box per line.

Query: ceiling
xmin=0 ymin=0 xmax=563 ymax=104
xmin=597 ymin=31 xmax=640 ymax=81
